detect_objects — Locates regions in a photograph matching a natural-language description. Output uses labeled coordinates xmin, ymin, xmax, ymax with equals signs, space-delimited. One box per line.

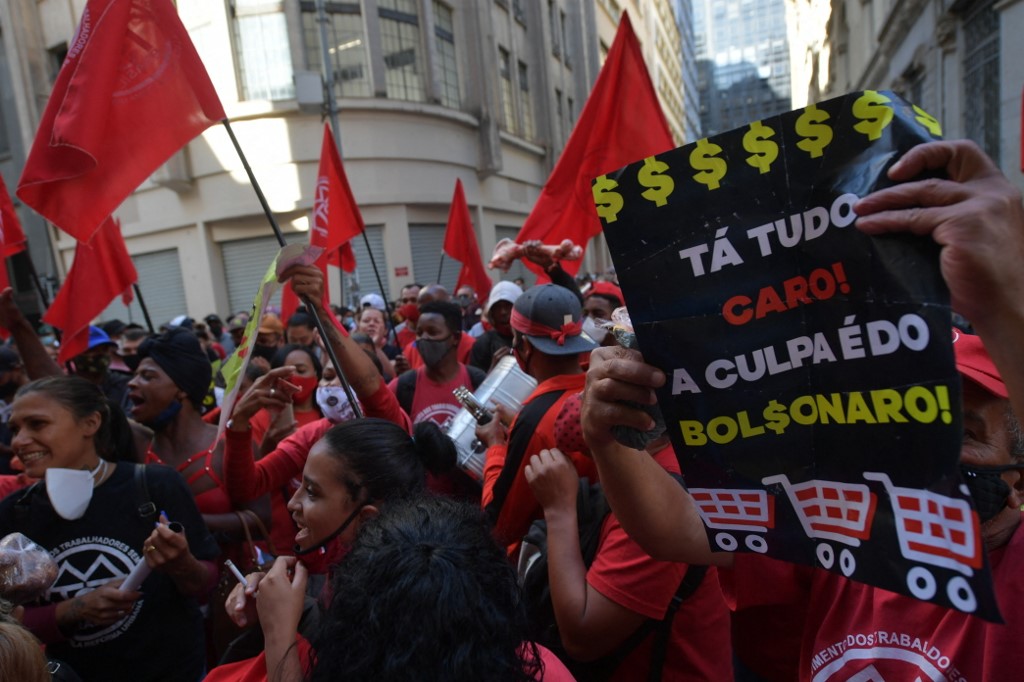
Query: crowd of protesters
xmin=0 ymin=139 xmax=1022 ymax=681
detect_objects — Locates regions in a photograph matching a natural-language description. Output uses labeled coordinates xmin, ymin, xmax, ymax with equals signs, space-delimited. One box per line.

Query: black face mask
xmin=252 ymin=344 xmax=277 ymax=362
xmin=960 ymin=464 xmax=1020 ymax=522
xmin=294 ymin=502 xmax=366 ymax=556
xmin=418 ymin=337 xmax=453 ymax=369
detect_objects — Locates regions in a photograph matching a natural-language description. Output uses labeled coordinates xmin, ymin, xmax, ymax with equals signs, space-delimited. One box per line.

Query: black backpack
xmin=518 ymin=476 xmax=706 ymax=681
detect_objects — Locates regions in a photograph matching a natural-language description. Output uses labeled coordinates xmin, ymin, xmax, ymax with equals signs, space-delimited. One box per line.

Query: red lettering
xmin=756 ymin=286 xmax=786 ymax=318
xmin=723 ymin=295 xmax=754 ymax=325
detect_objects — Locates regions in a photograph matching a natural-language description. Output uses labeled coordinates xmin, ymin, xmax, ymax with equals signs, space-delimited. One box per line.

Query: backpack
xmin=517 ymin=476 xmax=705 ymax=681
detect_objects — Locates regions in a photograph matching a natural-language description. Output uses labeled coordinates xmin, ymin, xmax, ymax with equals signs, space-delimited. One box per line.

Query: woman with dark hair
xmin=207 ymin=418 xmax=459 ymax=680
xmin=0 ymin=376 xmax=218 ymax=682
xmin=245 ymin=344 xmax=324 ymax=455
xmin=295 ymin=495 xmax=574 ymax=682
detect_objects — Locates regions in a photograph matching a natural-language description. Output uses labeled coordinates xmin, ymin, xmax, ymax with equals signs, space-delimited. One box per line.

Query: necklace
xmin=89 ymin=458 xmax=109 ymax=487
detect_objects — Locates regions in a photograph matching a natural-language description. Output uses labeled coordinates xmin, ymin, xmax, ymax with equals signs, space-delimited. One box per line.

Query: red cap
xmin=585 ymin=281 xmax=624 ymax=307
xmin=952 ymin=328 xmax=1008 ymax=398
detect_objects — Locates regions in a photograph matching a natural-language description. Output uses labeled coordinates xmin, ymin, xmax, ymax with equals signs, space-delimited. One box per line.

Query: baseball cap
xmin=511 ymin=284 xmax=598 ymax=356
xmin=952 ymin=329 xmax=1007 ymax=398
xmin=86 ymin=326 xmax=116 ymax=351
xmin=485 ymin=280 xmax=523 ymax=316
xmin=258 ymin=313 xmax=284 ymax=335
xmin=0 ymin=347 xmax=21 ymax=372
xmin=585 ymin=281 xmax=624 ymax=307
xmin=360 ymin=293 xmax=386 ymax=312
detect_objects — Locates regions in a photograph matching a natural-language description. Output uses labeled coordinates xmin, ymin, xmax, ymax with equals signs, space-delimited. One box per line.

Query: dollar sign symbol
xmin=852 ymin=90 xmax=894 ymax=141
xmin=742 ymin=121 xmax=779 ymax=174
xmin=912 ymin=105 xmax=942 ymax=137
xmin=795 ymin=104 xmax=833 ymax=158
xmin=638 ymin=156 xmax=675 ymax=207
xmin=592 ymin=175 xmax=624 ymax=223
xmin=690 ymin=138 xmax=727 ymax=191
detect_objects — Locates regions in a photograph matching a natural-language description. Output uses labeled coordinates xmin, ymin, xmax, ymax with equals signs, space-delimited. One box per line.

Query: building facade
xmin=0 ymin=0 xmax=690 ymax=327
xmin=804 ymin=0 xmax=1023 ymax=192
xmin=693 ymin=0 xmax=793 ymax=137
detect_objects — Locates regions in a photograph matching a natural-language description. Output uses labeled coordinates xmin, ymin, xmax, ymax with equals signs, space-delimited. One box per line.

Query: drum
xmin=444 ymin=356 xmax=537 ymax=479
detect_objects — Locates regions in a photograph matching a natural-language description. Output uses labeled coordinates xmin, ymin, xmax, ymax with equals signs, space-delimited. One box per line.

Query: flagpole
xmin=132 ymin=283 xmax=156 ymax=333
xmin=436 ymin=252 xmax=445 ymax=284
xmin=314 ymin=0 xmax=397 ymax=347
xmin=221 ymin=118 xmax=362 ymax=419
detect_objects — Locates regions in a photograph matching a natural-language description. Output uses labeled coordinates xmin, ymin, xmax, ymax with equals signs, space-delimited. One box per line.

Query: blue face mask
xmin=145 ymin=399 xmax=182 ymax=431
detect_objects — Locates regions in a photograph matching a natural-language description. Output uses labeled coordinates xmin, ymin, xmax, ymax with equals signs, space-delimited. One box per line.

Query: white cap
xmin=360 ymin=293 xmax=386 ymax=311
xmin=484 ymin=280 xmax=523 ymax=315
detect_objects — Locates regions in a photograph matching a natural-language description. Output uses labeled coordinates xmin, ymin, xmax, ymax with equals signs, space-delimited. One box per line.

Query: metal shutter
xmin=101 ymin=249 xmax=186 ymax=328
xmin=409 ymin=223 xmax=459 ymax=292
xmin=495 ymin=226 xmax=534 ymax=287
xmin=222 ymin=233 xmax=306 ymax=316
xmin=342 ymin=225 xmax=389 ymax=308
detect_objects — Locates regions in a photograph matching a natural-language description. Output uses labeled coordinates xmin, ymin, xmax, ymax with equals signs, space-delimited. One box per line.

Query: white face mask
xmin=316 ymin=386 xmax=356 ymax=423
xmin=581 ymin=316 xmax=608 ymax=345
xmin=45 ymin=468 xmax=96 ymax=520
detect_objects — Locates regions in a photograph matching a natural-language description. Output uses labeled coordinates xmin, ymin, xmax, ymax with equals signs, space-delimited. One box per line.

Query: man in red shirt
xmin=580 ymin=140 xmax=1024 ymax=679
xmin=477 ymin=283 xmax=599 ymax=554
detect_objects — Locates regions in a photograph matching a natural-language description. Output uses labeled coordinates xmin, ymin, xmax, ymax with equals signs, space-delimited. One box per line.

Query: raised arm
xmin=582 ymin=346 xmax=729 ymax=566
xmin=855 ymin=139 xmax=1024 ymax=417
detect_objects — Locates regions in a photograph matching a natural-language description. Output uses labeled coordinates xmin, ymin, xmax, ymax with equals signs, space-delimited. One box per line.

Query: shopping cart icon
xmin=689 ymin=488 xmax=775 ymax=553
xmin=761 ymin=474 xmax=878 ymax=577
xmin=864 ymin=471 xmax=983 ymax=613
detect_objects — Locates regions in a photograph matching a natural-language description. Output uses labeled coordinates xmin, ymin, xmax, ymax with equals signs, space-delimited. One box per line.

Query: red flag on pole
xmin=281 ymin=124 xmax=364 ymax=321
xmin=443 ymin=179 xmax=492 ymax=299
xmin=514 ymin=12 xmax=673 ymax=276
xmin=17 ymin=0 xmax=226 ymax=243
xmin=43 ymin=216 xmax=138 ymax=363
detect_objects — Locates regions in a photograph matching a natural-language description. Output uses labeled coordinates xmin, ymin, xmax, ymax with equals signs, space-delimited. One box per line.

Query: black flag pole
xmin=436 ymin=252 xmax=445 ymax=285
xmin=132 ymin=283 xmax=155 ymax=333
xmin=221 ymin=118 xmax=362 ymax=419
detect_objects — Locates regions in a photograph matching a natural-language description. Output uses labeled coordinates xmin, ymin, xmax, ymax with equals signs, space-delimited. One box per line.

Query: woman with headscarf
xmin=126 ymin=328 xmax=270 ymax=660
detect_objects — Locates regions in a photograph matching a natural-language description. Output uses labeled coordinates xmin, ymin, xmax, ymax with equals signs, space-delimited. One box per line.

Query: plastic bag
xmin=0 ymin=533 xmax=58 ymax=604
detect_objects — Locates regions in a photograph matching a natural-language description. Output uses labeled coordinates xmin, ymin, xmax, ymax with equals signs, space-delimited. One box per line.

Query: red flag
xmin=514 ymin=13 xmax=673 ymax=276
xmin=17 ymin=0 xmax=225 ymax=243
xmin=43 ymin=216 xmax=138 ymax=363
xmin=443 ymin=180 xmax=492 ymax=299
xmin=0 ymin=174 xmax=27 ymax=295
xmin=281 ymin=124 xmax=364 ymax=320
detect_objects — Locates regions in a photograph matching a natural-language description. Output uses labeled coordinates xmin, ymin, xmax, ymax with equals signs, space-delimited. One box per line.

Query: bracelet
xmin=226 ymin=419 xmax=250 ymax=431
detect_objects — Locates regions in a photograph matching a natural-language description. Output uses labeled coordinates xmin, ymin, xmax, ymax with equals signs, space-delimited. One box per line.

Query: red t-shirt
xmin=723 ymin=513 xmax=1024 ymax=680
xmin=482 ymin=373 xmax=598 ymax=554
xmin=588 ymin=445 xmax=733 ymax=681
xmin=388 ymin=365 xmax=473 ymax=427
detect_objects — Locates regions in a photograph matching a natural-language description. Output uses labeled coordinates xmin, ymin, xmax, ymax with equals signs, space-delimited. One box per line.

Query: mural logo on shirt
xmin=417 ymin=402 xmax=461 ymax=428
xmin=810 ymin=631 xmax=965 ymax=682
xmin=49 ymin=536 xmax=144 ymax=646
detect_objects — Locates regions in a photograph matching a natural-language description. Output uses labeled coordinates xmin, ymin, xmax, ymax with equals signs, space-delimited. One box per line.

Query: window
xmin=513 ymin=0 xmax=526 ymax=24
xmin=555 ymin=88 xmax=564 ymax=144
xmin=963 ymin=0 xmax=1000 ymax=163
xmin=567 ymin=96 xmax=574 ymax=126
xmin=379 ymin=0 xmax=427 ymax=102
xmin=549 ymin=1 xmax=560 ymax=56
xmin=560 ymin=10 xmax=570 ymax=67
xmin=48 ymin=43 xmax=68 ymax=83
xmin=301 ymin=2 xmax=371 ymax=98
xmin=433 ymin=1 xmax=460 ymax=108
xmin=499 ymin=47 xmax=515 ymax=131
xmin=232 ymin=0 xmax=295 ymax=100
xmin=518 ymin=61 xmax=534 ymax=139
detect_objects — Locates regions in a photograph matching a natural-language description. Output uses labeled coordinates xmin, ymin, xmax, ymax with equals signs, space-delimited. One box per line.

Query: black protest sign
xmin=598 ymin=91 xmax=999 ymax=621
